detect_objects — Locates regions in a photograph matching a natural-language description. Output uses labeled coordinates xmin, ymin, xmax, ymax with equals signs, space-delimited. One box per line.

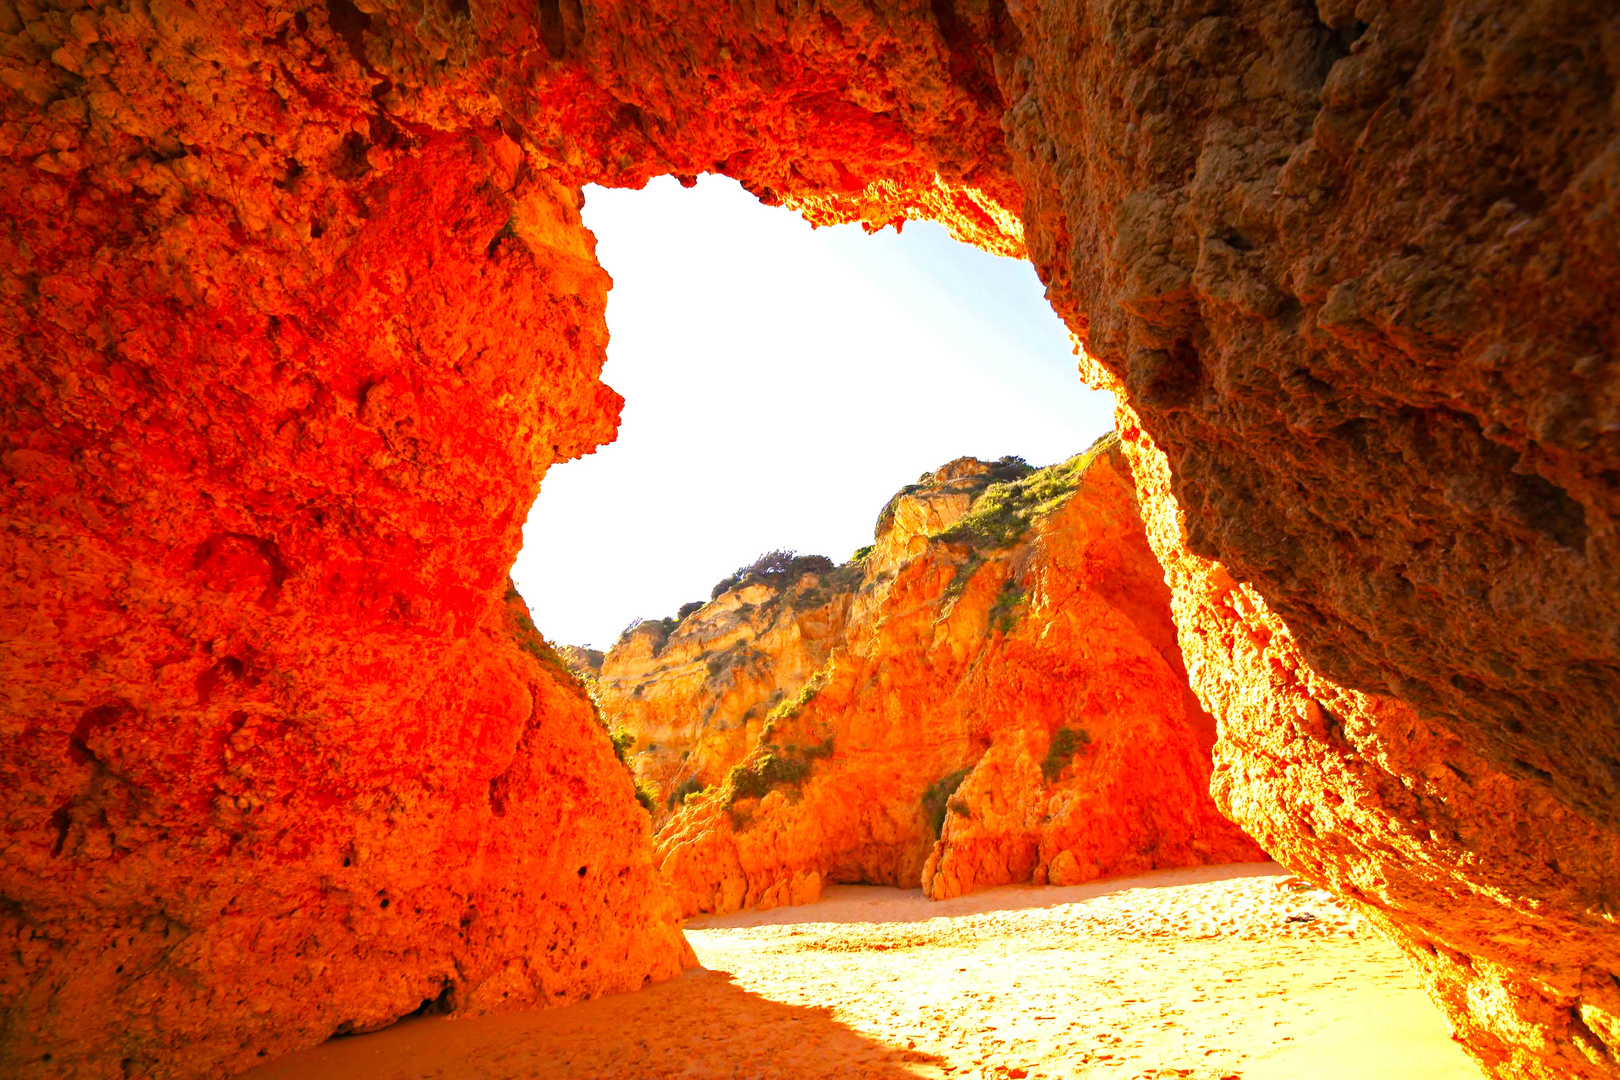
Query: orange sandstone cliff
xmin=588 ymin=550 xmax=859 ymax=831
xmin=609 ymin=444 xmax=1264 ymax=916
xmin=4 ymin=1 xmax=1619 ymax=1077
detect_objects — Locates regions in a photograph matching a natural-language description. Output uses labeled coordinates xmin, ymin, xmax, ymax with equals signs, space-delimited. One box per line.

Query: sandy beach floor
xmin=248 ymin=863 xmax=1482 ymax=1079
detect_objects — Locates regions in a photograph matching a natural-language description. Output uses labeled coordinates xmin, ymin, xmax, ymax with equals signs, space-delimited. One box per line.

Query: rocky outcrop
xmin=588 ymin=551 xmax=860 ymax=830
xmin=4 ymin=0 xmax=1618 ymax=1076
xmin=1028 ymin=3 xmax=1620 ymax=1074
xmin=1 ymin=6 xmax=706 ymax=1072
xmin=1101 ymin=381 xmax=1620 ymax=1080
xmin=645 ymin=445 xmax=1264 ymax=915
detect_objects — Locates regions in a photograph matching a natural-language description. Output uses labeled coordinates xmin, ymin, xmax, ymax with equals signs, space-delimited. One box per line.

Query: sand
xmin=246 ymin=863 xmax=1483 ymax=1079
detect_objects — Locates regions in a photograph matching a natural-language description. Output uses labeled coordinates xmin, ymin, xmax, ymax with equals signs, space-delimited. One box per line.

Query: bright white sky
xmin=511 ymin=175 xmax=1115 ymax=649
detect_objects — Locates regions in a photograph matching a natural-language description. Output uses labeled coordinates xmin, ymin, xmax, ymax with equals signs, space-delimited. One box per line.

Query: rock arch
xmin=2 ymin=1 xmax=1617 ymax=1077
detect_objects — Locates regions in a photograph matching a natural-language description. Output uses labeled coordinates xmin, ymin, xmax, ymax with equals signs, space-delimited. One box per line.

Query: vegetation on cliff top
xmin=615 ymin=548 xmax=865 ymax=660
xmin=710 ymin=549 xmax=837 ymax=598
xmin=922 ymin=437 xmax=1120 ymax=612
xmin=874 ymin=455 xmax=1035 ymax=540
xmin=935 ymin=433 xmax=1120 ymax=553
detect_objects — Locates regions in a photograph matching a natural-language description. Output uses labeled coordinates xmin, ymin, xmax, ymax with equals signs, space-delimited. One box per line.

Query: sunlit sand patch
xmin=249 ymin=864 xmax=1482 ymax=1079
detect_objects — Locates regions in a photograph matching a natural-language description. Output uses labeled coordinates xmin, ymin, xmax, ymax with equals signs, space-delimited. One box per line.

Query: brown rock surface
xmin=1102 ymin=383 xmax=1620 ymax=1080
xmin=1022 ymin=3 xmax=1620 ymax=1075
xmin=4 ymin=0 xmax=1619 ymax=1075
xmin=649 ymin=445 xmax=1264 ymax=916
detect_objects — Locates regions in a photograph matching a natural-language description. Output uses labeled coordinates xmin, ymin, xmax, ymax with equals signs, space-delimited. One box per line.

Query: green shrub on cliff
xmin=634 ymin=781 xmax=657 ymax=814
xmin=875 ymin=455 xmax=1035 ymax=539
xmin=723 ymin=734 xmax=835 ymax=808
xmin=667 ymin=776 xmax=708 ymax=809
xmin=609 ymin=728 xmax=636 ymax=765
xmin=1041 ymin=726 xmax=1092 ymax=783
xmin=934 ymin=434 xmax=1119 ymax=553
xmin=766 ymin=671 xmax=828 ymax=725
xmin=725 ymin=753 xmax=813 ymax=804
xmin=922 ymin=766 xmax=975 ymax=837
xmin=989 ymin=577 xmax=1028 ymax=635
xmin=710 ymin=550 xmax=836 ymax=599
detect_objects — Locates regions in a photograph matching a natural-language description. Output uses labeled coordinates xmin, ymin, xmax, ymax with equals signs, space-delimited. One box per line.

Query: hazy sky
xmin=511 ymin=175 xmax=1115 ymax=649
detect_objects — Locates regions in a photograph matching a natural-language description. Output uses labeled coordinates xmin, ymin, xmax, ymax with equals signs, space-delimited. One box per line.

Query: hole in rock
xmin=511 ymin=175 xmax=1112 ymax=651
xmin=405 ymin=983 xmax=455 ymax=1019
xmin=256 ymin=182 xmax=1482 ymax=1080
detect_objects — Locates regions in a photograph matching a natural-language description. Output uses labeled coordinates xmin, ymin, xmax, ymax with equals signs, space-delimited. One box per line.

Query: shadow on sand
xmin=245 ymin=967 xmax=947 ymax=1080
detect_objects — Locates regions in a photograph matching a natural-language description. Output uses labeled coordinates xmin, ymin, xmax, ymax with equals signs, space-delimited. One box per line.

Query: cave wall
xmin=3 ymin=0 xmax=1618 ymax=1077
xmin=0 ymin=4 xmax=692 ymax=1076
xmin=0 ymin=1 xmax=1018 ymax=1076
xmin=1014 ymin=1 xmax=1620 ymax=1075
xmin=1106 ymin=386 xmax=1620 ymax=1078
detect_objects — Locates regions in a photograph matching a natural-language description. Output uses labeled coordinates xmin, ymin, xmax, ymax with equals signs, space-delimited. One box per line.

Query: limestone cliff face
xmin=590 ymin=554 xmax=859 ymax=830
xmin=647 ymin=444 xmax=1264 ymax=916
xmin=5 ymin=0 xmax=1619 ymax=1076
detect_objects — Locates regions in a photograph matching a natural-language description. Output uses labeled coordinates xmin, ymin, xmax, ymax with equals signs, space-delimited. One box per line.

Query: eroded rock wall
xmin=588 ymin=555 xmax=859 ymax=830
xmin=1 ymin=1 xmax=1023 ymax=1074
xmin=1102 ymin=380 xmax=1620 ymax=1079
xmin=0 ymin=4 xmax=687 ymax=1076
xmin=651 ymin=447 xmax=1264 ymax=916
xmin=1005 ymin=2 xmax=1620 ymax=1075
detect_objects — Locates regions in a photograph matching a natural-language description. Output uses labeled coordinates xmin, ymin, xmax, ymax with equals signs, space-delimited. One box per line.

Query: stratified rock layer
xmin=648 ymin=447 xmax=1264 ymax=915
xmin=3 ymin=1 xmax=1618 ymax=1077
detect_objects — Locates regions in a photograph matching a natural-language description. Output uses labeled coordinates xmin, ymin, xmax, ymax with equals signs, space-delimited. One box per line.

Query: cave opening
xmin=510 ymin=173 xmax=1114 ymax=652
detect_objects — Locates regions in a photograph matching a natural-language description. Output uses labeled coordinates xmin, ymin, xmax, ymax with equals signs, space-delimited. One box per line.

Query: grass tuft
xmin=933 ymin=434 xmax=1120 ymax=553
xmin=766 ymin=671 xmax=827 ymax=724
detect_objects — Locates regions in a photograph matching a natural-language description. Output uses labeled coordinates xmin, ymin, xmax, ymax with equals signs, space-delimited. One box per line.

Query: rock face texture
xmin=589 ymin=551 xmax=859 ymax=831
xmin=1 ymin=5 xmax=701 ymax=1075
xmin=3 ymin=0 xmax=1618 ymax=1076
xmin=1103 ymin=384 xmax=1620 ymax=1080
xmin=644 ymin=447 xmax=1264 ymax=916
xmin=1029 ymin=4 xmax=1620 ymax=1075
